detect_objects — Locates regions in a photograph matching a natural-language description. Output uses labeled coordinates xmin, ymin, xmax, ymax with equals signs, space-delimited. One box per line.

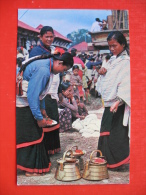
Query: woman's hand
xmin=110 ymin=100 xmax=120 ymax=113
xmin=41 ymin=109 xmax=48 ymax=118
xmin=94 ymin=78 xmax=97 ymax=83
xmin=63 ymin=90 xmax=69 ymax=97
xmin=37 ymin=119 xmax=47 ymax=127
xmin=68 ymin=93 xmax=73 ymax=100
xmin=98 ymin=67 xmax=107 ymax=75
xmin=58 ymin=93 xmax=63 ymax=102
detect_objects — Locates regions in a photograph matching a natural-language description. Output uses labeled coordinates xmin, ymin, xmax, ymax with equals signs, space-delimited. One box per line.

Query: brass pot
xmin=70 ymin=146 xmax=86 ymax=171
xmin=82 ymin=150 xmax=109 ymax=181
xmin=55 ymin=150 xmax=81 ymax=181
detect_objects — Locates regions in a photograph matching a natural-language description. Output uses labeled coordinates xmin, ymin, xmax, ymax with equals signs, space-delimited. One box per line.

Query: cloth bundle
xmin=72 ymin=114 xmax=101 ymax=138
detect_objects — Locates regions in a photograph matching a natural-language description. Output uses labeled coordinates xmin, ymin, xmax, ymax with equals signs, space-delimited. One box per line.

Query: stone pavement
xmin=17 ymin=97 xmax=129 ymax=185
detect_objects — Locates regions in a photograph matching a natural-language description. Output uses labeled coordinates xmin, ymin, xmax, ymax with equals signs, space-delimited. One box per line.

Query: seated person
xmin=58 ymin=81 xmax=78 ymax=132
xmin=74 ymin=95 xmax=88 ymax=119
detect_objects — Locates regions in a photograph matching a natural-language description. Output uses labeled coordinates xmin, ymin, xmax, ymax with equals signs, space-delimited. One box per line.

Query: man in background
xmin=91 ymin=18 xmax=102 ymax=32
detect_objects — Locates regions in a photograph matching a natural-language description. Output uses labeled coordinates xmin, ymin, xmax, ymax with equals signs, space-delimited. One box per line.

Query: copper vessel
xmin=55 ymin=150 xmax=81 ymax=181
xmin=82 ymin=150 xmax=109 ymax=181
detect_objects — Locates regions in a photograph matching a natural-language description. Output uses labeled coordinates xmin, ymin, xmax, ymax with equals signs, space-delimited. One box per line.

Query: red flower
xmin=54 ymin=47 xmax=65 ymax=56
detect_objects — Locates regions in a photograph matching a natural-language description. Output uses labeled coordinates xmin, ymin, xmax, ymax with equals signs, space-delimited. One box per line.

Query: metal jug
xmin=70 ymin=145 xmax=86 ymax=171
xmin=82 ymin=150 xmax=109 ymax=181
xmin=55 ymin=150 xmax=81 ymax=181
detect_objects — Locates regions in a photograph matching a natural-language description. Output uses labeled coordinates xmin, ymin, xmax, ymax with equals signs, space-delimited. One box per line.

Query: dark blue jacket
xmin=29 ymin=41 xmax=51 ymax=58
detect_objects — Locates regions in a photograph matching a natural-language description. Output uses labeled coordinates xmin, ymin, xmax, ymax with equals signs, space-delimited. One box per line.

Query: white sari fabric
xmin=100 ymin=51 xmax=130 ymax=126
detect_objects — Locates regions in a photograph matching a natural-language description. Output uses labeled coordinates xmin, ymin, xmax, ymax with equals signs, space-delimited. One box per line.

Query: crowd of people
xmin=16 ymin=25 xmax=130 ymax=176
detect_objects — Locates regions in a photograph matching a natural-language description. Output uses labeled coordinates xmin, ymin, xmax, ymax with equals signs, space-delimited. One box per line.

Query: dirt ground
xmin=17 ymin=95 xmax=129 ymax=185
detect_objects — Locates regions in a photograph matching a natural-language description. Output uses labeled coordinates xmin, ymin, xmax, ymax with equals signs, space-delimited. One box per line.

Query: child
xmin=74 ymin=95 xmax=88 ymax=120
xmin=70 ymin=65 xmax=83 ymax=100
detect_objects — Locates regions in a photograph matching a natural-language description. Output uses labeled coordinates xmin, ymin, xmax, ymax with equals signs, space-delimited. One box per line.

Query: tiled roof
xmin=53 ymin=30 xmax=72 ymax=42
xmin=18 ymin=20 xmax=39 ymax=33
xmin=68 ymin=42 xmax=88 ymax=52
xmin=36 ymin=24 xmax=44 ymax=30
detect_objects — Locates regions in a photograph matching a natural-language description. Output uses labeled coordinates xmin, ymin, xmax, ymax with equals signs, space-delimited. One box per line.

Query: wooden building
xmin=88 ymin=10 xmax=129 ymax=53
xmin=17 ymin=20 xmax=39 ymax=50
xmin=112 ymin=10 xmax=129 ymax=30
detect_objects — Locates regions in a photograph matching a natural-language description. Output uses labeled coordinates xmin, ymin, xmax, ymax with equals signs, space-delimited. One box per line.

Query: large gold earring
xmin=59 ymin=61 xmax=63 ymax=64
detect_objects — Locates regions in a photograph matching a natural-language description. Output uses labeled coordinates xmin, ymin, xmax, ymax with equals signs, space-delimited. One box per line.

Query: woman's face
xmin=62 ymin=86 xmax=73 ymax=98
xmin=40 ymin=31 xmax=54 ymax=47
xmin=108 ymin=39 xmax=125 ymax=56
xmin=52 ymin=60 xmax=69 ymax=74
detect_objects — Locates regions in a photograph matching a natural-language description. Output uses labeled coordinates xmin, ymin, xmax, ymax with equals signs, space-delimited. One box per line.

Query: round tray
xmin=46 ymin=118 xmax=57 ymax=126
xmin=73 ymin=150 xmax=86 ymax=157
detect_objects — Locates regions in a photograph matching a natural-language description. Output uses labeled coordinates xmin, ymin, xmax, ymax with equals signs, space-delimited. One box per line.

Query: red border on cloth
xmin=0 ymin=0 xmax=146 ymax=195
xmin=100 ymin=132 xmax=110 ymax=136
xmin=16 ymin=132 xmax=44 ymax=149
xmin=107 ymin=156 xmax=130 ymax=168
xmin=17 ymin=162 xmax=51 ymax=173
xmin=43 ymin=124 xmax=60 ymax=132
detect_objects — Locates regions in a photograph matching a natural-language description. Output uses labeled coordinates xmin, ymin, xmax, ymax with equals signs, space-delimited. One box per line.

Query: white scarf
xmin=100 ymin=51 xmax=130 ymax=126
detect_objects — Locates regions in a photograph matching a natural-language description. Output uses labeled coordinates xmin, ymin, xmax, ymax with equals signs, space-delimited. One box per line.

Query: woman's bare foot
xmin=25 ymin=172 xmax=45 ymax=177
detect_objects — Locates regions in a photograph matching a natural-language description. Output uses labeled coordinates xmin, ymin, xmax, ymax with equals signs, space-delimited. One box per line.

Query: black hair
xmin=72 ymin=65 xmax=79 ymax=70
xmin=61 ymin=81 xmax=71 ymax=91
xmin=71 ymin=48 xmax=77 ymax=52
xmin=71 ymin=50 xmax=76 ymax=57
xmin=107 ymin=31 xmax=129 ymax=55
xmin=105 ymin=54 xmax=111 ymax=60
xmin=40 ymin=26 xmax=54 ymax=36
xmin=70 ymin=48 xmax=77 ymax=57
xmin=95 ymin=18 xmax=101 ymax=22
xmin=17 ymin=47 xmax=23 ymax=54
xmin=54 ymin=52 xmax=74 ymax=68
xmin=17 ymin=57 xmax=24 ymax=67
xmin=74 ymin=95 xmax=79 ymax=100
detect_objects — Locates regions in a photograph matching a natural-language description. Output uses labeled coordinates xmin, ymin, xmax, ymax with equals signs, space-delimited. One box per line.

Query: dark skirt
xmin=16 ymin=106 xmax=51 ymax=173
xmin=97 ymin=104 xmax=130 ymax=169
xmin=43 ymin=95 xmax=61 ymax=154
xmin=59 ymin=107 xmax=72 ymax=132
